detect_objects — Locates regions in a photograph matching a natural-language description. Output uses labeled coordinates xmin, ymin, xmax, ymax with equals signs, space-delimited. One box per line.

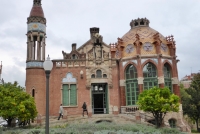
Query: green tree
xmin=0 ymin=82 xmax=37 ymax=127
xmin=182 ymin=73 xmax=200 ymax=132
xmin=137 ymin=87 xmax=180 ymax=128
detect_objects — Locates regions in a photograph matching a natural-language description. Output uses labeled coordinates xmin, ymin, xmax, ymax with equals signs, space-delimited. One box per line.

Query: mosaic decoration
xmin=26 ymin=61 xmax=43 ymax=68
xmin=143 ymin=42 xmax=153 ymax=51
xmin=123 ymin=44 xmax=137 ymax=57
xmin=141 ymin=42 xmax=156 ymax=55
xmin=161 ymin=43 xmax=168 ymax=52
xmin=160 ymin=43 xmax=170 ymax=55
xmin=125 ymin=44 xmax=134 ymax=54
xmin=141 ymin=58 xmax=158 ymax=65
xmin=28 ymin=23 xmax=46 ymax=33
xmin=115 ymin=50 xmax=121 ymax=58
xmin=62 ymin=73 xmax=77 ymax=83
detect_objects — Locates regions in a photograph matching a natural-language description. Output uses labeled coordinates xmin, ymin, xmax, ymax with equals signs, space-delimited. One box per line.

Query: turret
xmin=26 ymin=0 xmax=46 ymax=68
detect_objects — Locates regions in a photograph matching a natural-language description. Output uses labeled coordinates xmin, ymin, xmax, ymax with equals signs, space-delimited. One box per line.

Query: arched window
xmin=143 ymin=62 xmax=158 ymax=90
xmin=32 ymin=89 xmax=35 ymax=98
xmin=125 ymin=64 xmax=138 ymax=105
xmin=71 ymin=54 xmax=78 ymax=59
xmin=91 ymin=74 xmax=95 ymax=78
xmin=163 ymin=63 xmax=172 ymax=92
xmin=96 ymin=70 xmax=102 ymax=78
xmin=168 ymin=119 xmax=176 ymax=128
xmin=103 ymin=74 xmax=107 ymax=78
xmin=62 ymin=73 xmax=77 ymax=106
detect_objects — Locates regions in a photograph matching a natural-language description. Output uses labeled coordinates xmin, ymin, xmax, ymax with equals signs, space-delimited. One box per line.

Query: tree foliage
xmin=182 ymin=73 xmax=200 ymax=132
xmin=0 ymin=82 xmax=37 ymax=127
xmin=137 ymin=87 xmax=180 ymax=128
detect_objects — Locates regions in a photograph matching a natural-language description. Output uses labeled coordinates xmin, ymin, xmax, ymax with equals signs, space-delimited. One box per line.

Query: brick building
xmin=180 ymin=73 xmax=197 ymax=88
xmin=25 ymin=0 xmax=187 ymax=129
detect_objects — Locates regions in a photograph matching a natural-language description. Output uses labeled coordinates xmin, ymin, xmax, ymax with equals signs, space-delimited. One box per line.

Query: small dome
xmin=122 ymin=18 xmax=167 ymax=44
xmin=29 ymin=0 xmax=44 ymax=18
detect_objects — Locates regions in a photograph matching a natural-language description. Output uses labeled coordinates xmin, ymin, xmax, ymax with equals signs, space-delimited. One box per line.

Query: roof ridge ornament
xmin=130 ymin=18 xmax=150 ymax=29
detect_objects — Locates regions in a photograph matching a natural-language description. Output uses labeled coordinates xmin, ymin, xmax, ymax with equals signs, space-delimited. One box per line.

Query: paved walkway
xmin=33 ymin=114 xmax=138 ymax=127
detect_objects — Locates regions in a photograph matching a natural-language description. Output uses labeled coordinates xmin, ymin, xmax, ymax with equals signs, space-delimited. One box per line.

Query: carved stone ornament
xmin=120 ymin=80 xmax=125 ymax=86
xmin=86 ymin=85 xmax=91 ymax=90
xmin=137 ymin=77 xmax=144 ymax=84
xmin=158 ymin=76 xmax=164 ymax=84
xmin=109 ymin=84 xmax=113 ymax=89
xmin=172 ymin=77 xmax=179 ymax=84
xmin=103 ymin=52 xmax=109 ymax=59
xmin=95 ymin=45 xmax=102 ymax=60
xmin=88 ymin=52 xmax=94 ymax=60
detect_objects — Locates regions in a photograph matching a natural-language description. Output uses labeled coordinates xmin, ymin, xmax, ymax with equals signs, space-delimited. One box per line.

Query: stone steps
xmin=32 ymin=114 xmax=138 ymax=127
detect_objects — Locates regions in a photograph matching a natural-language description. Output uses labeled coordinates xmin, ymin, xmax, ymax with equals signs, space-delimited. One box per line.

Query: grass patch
xmin=191 ymin=129 xmax=200 ymax=133
xmin=2 ymin=121 xmax=188 ymax=134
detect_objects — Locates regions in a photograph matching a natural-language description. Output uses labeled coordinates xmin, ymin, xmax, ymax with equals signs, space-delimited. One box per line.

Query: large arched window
xmin=125 ymin=64 xmax=138 ymax=105
xmin=143 ymin=62 xmax=158 ymax=90
xmin=163 ymin=63 xmax=172 ymax=92
xmin=62 ymin=73 xmax=77 ymax=106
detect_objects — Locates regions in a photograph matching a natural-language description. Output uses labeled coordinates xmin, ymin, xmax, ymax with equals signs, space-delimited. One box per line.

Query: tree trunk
xmin=7 ymin=118 xmax=12 ymax=127
xmin=196 ymin=119 xmax=200 ymax=132
xmin=155 ymin=116 xmax=159 ymax=128
xmin=155 ymin=113 xmax=161 ymax=128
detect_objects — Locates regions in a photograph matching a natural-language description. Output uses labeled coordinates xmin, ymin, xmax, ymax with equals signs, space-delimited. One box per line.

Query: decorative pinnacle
xmin=33 ymin=0 xmax=42 ymax=6
xmin=130 ymin=18 xmax=150 ymax=29
xmin=47 ymin=55 xmax=50 ymax=60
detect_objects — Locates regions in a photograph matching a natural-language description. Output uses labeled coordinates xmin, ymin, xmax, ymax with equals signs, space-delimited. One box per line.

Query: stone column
xmin=32 ymin=41 xmax=35 ymax=60
xmin=37 ymin=36 xmax=41 ymax=60
xmin=42 ymin=38 xmax=45 ymax=61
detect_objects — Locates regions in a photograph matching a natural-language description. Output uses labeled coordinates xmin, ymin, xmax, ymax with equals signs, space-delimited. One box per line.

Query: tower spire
xmin=29 ymin=0 xmax=45 ymax=18
xmin=26 ymin=0 xmax=46 ymax=66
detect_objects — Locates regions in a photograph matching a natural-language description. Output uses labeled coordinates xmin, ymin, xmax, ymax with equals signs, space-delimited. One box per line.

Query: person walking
xmin=82 ymin=102 xmax=88 ymax=117
xmin=58 ymin=104 xmax=64 ymax=120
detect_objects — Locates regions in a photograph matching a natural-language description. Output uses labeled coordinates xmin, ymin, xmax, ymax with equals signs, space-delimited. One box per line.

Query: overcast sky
xmin=0 ymin=0 xmax=200 ymax=87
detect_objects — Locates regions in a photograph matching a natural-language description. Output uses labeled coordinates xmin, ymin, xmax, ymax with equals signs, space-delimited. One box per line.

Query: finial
xmin=33 ymin=0 xmax=42 ymax=6
xmin=130 ymin=18 xmax=150 ymax=29
xmin=47 ymin=55 xmax=50 ymax=60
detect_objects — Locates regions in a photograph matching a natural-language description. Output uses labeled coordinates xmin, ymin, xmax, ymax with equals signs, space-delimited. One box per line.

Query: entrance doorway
xmin=92 ymin=83 xmax=107 ymax=114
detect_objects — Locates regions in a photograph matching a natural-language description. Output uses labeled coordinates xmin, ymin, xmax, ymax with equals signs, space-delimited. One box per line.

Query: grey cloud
xmin=0 ymin=0 xmax=200 ymax=86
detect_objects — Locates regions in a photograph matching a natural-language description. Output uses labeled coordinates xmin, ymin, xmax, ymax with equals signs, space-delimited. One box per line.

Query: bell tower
xmin=26 ymin=0 xmax=46 ymax=62
xmin=26 ymin=0 xmax=47 ymax=115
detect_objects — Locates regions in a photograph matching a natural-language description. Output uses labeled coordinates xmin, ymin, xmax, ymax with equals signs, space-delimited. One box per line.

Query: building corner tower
xmin=26 ymin=0 xmax=47 ymax=115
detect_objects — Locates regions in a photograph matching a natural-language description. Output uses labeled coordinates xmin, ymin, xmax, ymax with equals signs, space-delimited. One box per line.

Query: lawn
xmin=0 ymin=121 xmax=188 ymax=134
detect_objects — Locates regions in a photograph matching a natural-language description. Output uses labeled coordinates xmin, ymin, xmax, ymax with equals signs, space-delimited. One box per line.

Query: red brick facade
xmin=25 ymin=1 xmax=180 ymax=117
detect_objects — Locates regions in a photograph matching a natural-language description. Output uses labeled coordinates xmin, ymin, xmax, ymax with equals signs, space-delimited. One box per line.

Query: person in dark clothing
xmin=82 ymin=102 xmax=88 ymax=117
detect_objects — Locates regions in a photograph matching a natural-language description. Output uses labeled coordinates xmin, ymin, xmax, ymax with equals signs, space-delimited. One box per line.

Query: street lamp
xmin=43 ymin=55 xmax=53 ymax=134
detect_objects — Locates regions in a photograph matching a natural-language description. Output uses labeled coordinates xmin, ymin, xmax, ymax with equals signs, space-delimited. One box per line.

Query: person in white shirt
xmin=57 ymin=104 xmax=64 ymax=120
